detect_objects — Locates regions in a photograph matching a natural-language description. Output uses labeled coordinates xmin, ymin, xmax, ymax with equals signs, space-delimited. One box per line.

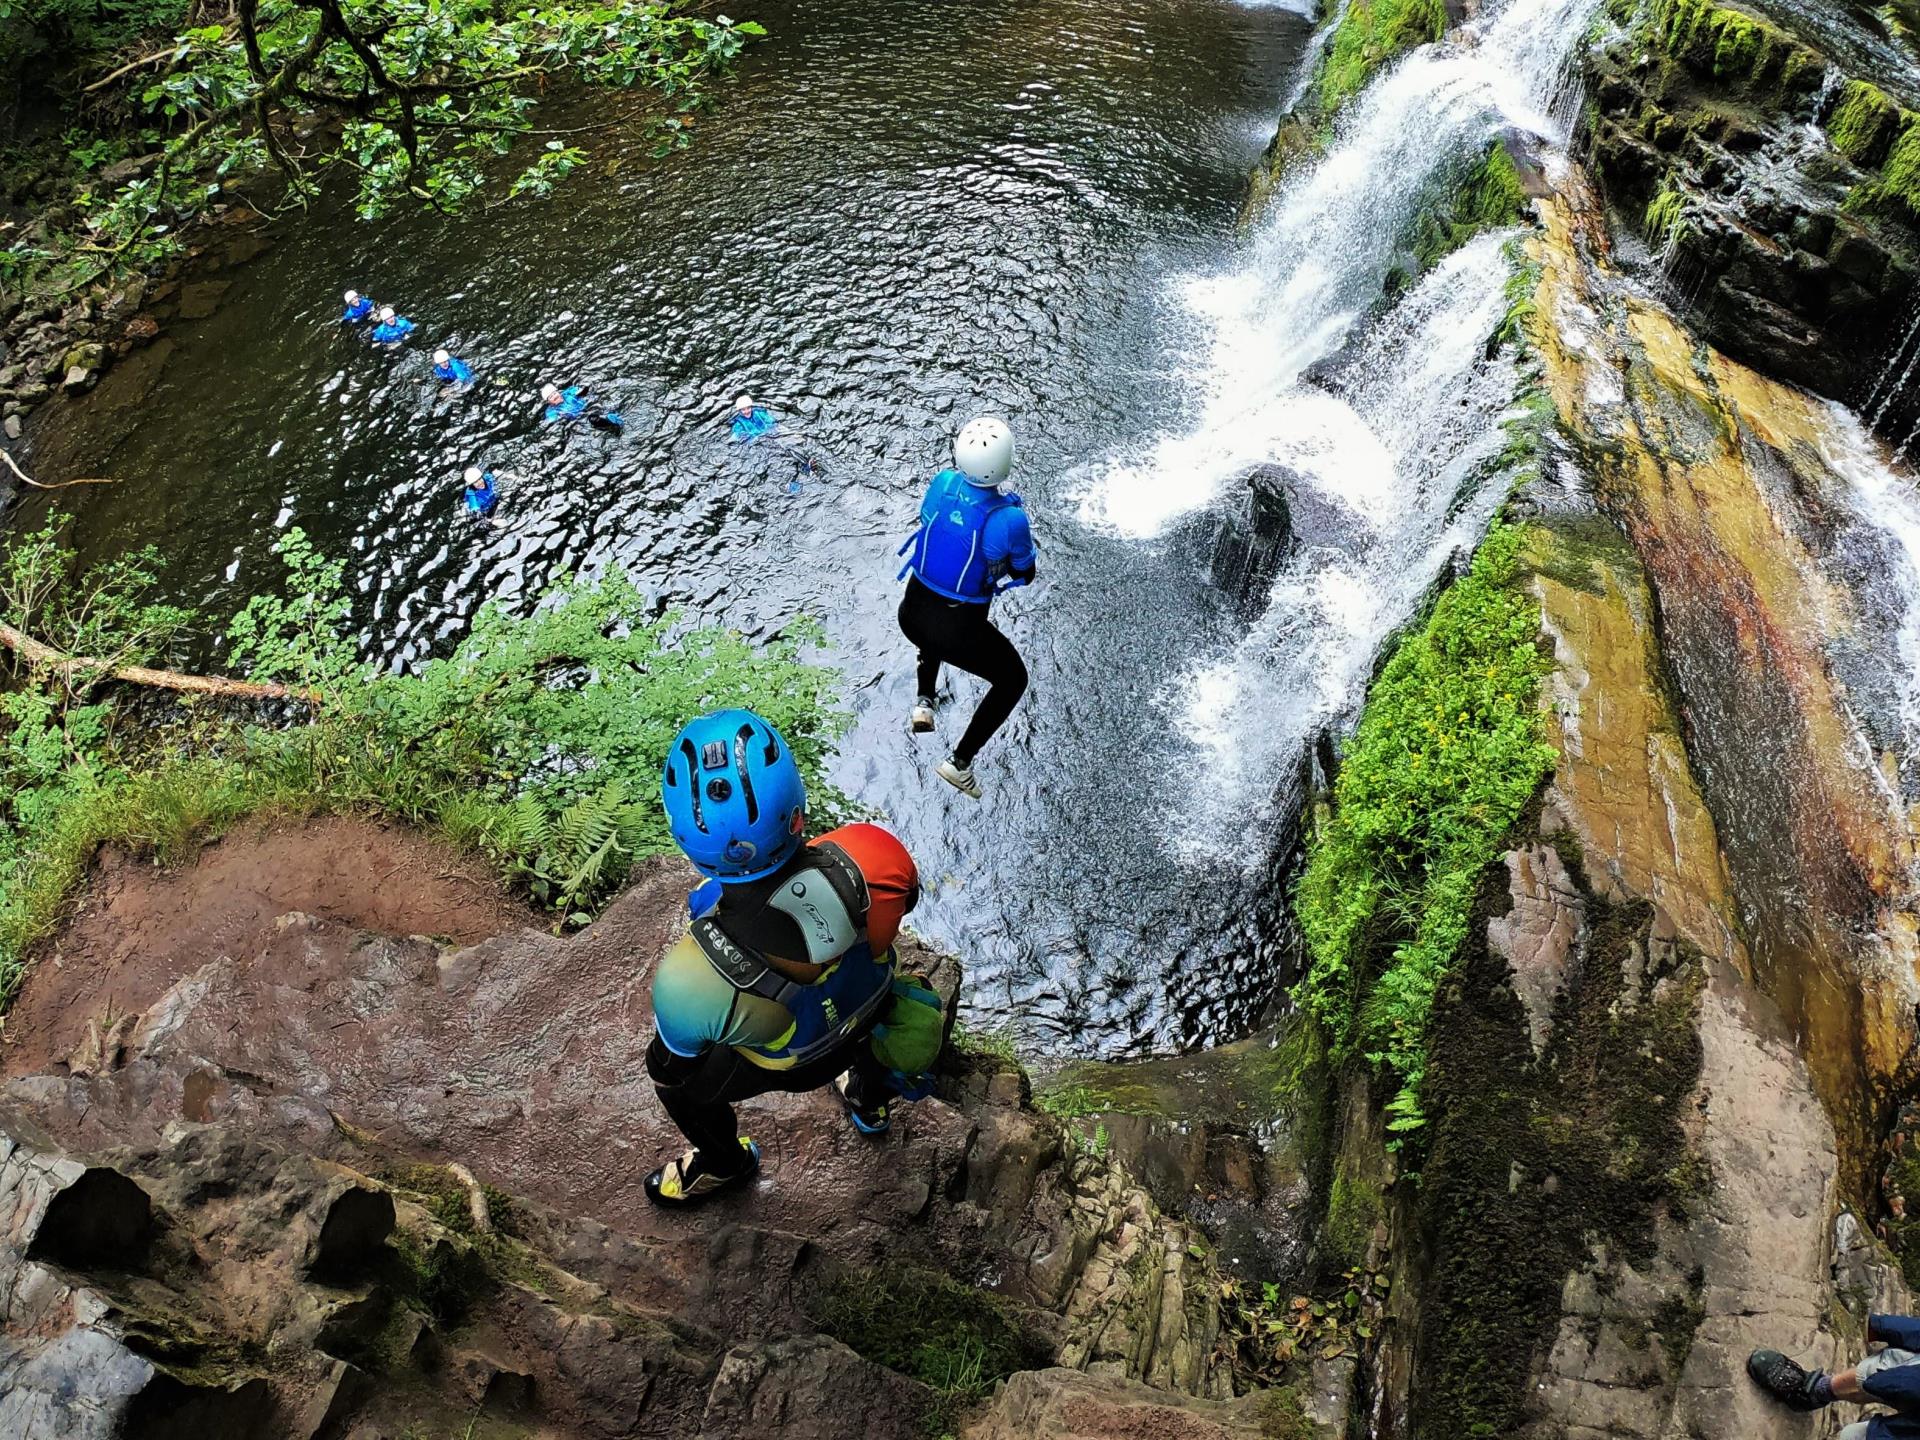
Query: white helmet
xmin=378 ymin=305 xmax=396 ymax=322
xmin=464 ymin=466 xmax=483 ymax=485
xmin=954 ymin=416 xmax=1014 ymax=487
xmin=540 ymin=383 xmax=563 ymax=404
xmin=433 ymin=348 xmax=451 ymax=366
xmin=344 ymin=288 xmax=360 ymax=303
xmin=735 ymin=393 xmax=755 ymax=413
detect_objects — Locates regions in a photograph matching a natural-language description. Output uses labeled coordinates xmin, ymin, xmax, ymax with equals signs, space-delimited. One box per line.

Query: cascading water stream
xmin=1077 ymin=0 xmax=1603 ymax=855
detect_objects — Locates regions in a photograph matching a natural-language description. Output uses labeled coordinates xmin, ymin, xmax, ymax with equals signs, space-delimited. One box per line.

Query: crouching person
xmin=644 ymin=707 xmax=926 ymax=1207
xmin=1751 ymin=1318 xmax=1920 ymax=1436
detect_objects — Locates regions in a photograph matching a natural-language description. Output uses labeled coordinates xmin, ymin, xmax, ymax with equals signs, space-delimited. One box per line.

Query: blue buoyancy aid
xmin=435 ymin=356 xmax=475 ymax=383
xmin=545 ymin=386 xmax=589 ymax=421
xmin=371 ymin=316 xmax=415 ymax=344
xmin=343 ymin=296 xmax=374 ymax=323
xmin=464 ymin=475 xmax=497 ymax=515
xmin=898 ymin=468 xmax=1036 ymax=603
xmin=731 ymin=407 xmax=776 ymax=442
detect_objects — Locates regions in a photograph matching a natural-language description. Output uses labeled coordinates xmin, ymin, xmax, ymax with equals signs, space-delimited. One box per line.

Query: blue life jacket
xmin=731 ymin=407 xmax=776 ymax=442
xmin=464 ymin=476 xmax=497 ymax=515
xmin=545 ymin=386 xmax=589 ymax=421
xmin=435 ymin=356 xmax=474 ymax=384
xmin=899 ymin=468 xmax=1033 ymax=603
xmin=342 ymin=297 xmax=374 ymax=323
xmin=371 ymin=316 xmax=414 ymax=344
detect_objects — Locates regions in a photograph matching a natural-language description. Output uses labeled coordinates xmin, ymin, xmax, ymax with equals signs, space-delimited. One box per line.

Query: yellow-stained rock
xmin=1527 ymin=187 xmax=1920 ymax=1194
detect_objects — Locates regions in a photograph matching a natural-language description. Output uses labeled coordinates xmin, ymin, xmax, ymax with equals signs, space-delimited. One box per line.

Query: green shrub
xmin=0 ymin=517 xmax=846 ymax=1002
xmin=1293 ymin=523 xmax=1556 ymax=1139
xmin=808 ymin=1265 xmax=1049 ymax=1430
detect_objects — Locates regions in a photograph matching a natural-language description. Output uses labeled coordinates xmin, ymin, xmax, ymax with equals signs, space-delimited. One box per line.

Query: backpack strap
xmin=689 ymin=841 xmax=874 ymax=1000
xmin=689 ymin=916 xmax=804 ymax=1011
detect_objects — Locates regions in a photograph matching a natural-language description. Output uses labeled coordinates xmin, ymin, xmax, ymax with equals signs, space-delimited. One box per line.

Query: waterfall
xmin=1816 ymin=401 xmax=1920 ymax=762
xmin=1868 ymin=304 xmax=1920 ymax=433
xmin=1072 ymin=0 xmax=1604 ymax=856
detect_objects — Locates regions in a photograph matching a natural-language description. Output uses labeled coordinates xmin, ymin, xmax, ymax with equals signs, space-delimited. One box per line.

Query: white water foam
xmin=1815 ymin=401 xmax=1920 ymax=756
xmin=1082 ymin=0 xmax=1600 ymax=538
xmin=1163 ymin=233 xmax=1524 ymax=857
xmin=1074 ymin=0 xmax=1604 ymax=856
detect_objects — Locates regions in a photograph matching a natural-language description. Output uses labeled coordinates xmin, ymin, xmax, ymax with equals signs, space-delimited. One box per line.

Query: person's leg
xmin=947 ymin=610 xmax=1029 ymax=767
xmin=897 ymin=580 xmax=948 ymax=705
xmin=1847 ymin=1344 xmax=1920 ymax=1401
xmin=646 ymin=1035 xmax=757 ymax=1175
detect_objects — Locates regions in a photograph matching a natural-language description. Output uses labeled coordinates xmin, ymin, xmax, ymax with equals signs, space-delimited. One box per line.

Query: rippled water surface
xmin=30 ymin=0 xmax=1313 ymax=1052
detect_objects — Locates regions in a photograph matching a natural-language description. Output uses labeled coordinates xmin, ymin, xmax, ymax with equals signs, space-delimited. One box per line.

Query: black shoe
xmin=832 ymin=1071 xmax=891 ymax=1135
xmin=644 ymin=1137 xmax=760 ymax=1208
xmin=1746 ymin=1349 xmax=1822 ymax=1411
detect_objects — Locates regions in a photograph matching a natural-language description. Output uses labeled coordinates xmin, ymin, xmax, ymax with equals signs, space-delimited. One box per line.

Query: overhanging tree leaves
xmin=6 ymin=0 xmax=763 ymax=292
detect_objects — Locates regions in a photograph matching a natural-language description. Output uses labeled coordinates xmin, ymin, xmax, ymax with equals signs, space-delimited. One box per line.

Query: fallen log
xmin=0 ymin=621 xmax=318 ymax=702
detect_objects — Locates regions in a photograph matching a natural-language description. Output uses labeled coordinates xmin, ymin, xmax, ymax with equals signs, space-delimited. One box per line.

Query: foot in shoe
xmin=1746 ymin=1350 xmax=1824 ymax=1412
xmin=937 ymin=758 xmax=981 ymax=798
xmin=911 ymin=697 xmax=935 ymax=734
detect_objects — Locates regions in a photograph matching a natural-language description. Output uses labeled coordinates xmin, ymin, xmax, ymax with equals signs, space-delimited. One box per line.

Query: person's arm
xmin=987 ymin=506 xmax=1038 ymax=589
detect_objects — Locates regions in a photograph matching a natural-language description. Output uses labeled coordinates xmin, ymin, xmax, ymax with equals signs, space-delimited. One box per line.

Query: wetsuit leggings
xmin=645 ymin=1028 xmax=893 ymax=1176
xmin=897 ymin=576 xmax=1029 ymax=767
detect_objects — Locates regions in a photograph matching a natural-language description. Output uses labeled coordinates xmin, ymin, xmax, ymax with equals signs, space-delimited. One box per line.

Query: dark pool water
xmin=25 ymin=0 xmax=1312 ymax=1053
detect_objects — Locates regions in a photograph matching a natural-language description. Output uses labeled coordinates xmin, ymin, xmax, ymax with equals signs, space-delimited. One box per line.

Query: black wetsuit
xmin=897 ymin=576 xmax=1031 ymax=767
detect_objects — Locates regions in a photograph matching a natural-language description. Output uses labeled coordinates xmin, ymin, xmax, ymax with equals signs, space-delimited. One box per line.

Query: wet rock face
xmin=1192 ymin=464 xmax=1364 ymax=618
xmin=1580 ymin=7 xmax=1920 ymax=438
xmin=1530 ymin=185 xmax=1920 ymax=1203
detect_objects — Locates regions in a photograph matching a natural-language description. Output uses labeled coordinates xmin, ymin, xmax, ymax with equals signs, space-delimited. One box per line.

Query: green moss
xmin=1827 ymin=80 xmax=1902 ymax=168
xmin=1326 ymin=1169 xmax=1385 ymax=1268
xmin=1647 ymin=0 xmax=1812 ymax=87
xmin=1293 ymin=522 xmax=1558 ymax=1141
xmin=1406 ymin=853 xmax=1709 ymax=1438
xmin=1644 ymin=184 xmax=1690 ymax=251
xmin=1652 ymin=1269 xmax=1706 ymax=1375
xmin=389 ymin=1226 xmax=492 ymax=1327
xmin=1317 ymin=0 xmax=1447 ymax=114
xmin=1409 ymin=141 xmax=1530 ymax=272
xmin=806 ymin=1264 xmax=1050 ymax=1431
xmin=1257 ymin=1386 xmax=1317 ymax=1440
xmin=1863 ymin=115 xmax=1920 ymax=221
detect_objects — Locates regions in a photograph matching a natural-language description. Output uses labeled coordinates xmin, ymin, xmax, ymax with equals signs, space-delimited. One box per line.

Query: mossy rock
xmin=1316 ymin=0 xmax=1448 ymax=115
xmin=802 ymin=1262 xmax=1052 ymax=1403
xmin=1828 ymin=80 xmax=1903 ymax=168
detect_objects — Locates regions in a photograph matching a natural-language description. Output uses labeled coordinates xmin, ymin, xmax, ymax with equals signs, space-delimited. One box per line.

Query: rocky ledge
xmin=0 ymin=828 xmax=1345 ymax=1439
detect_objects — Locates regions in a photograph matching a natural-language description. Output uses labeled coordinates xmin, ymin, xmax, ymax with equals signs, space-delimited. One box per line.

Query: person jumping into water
xmin=896 ymin=415 xmax=1036 ymax=798
xmin=644 ymin=707 xmax=922 ymax=1206
xmin=540 ymin=382 xmax=623 ymax=433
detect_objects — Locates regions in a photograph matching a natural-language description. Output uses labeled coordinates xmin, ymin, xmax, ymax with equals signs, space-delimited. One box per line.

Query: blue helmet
xmin=661 ymin=708 xmax=807 ymax=882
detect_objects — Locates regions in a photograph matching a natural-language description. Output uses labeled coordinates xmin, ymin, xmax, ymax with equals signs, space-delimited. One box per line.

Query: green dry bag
xmin=869 ymin=974 xmax=946 ymax=1081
